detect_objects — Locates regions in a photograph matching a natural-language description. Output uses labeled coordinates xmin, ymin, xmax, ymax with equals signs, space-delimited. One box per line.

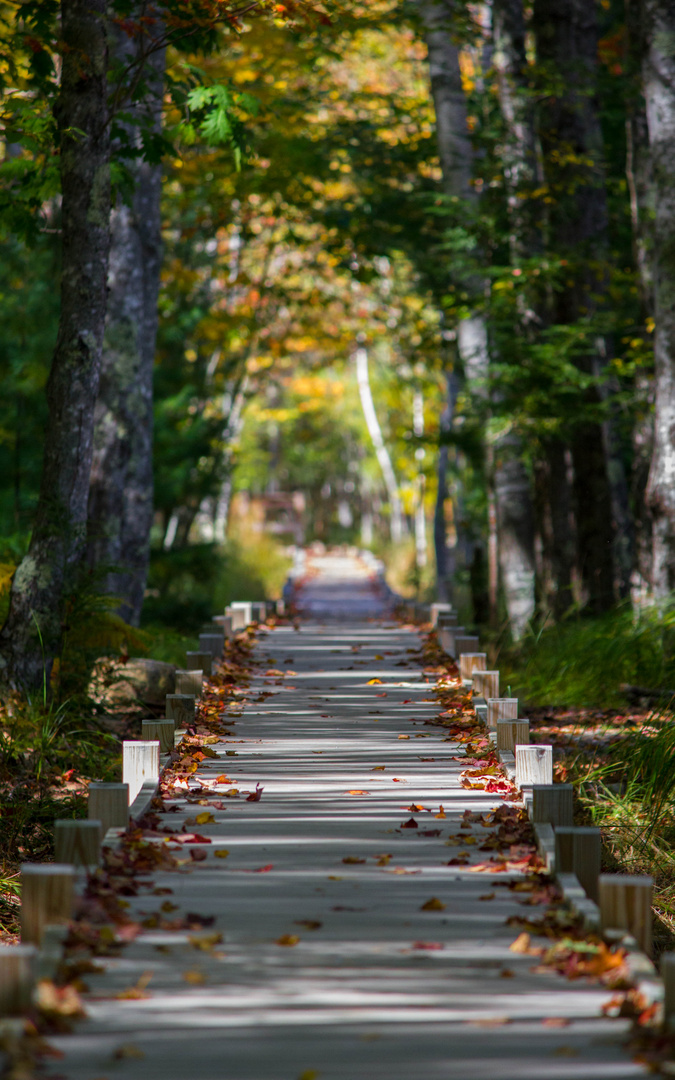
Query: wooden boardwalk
xmin=48 ymin=554 xmax=646 ymax=1079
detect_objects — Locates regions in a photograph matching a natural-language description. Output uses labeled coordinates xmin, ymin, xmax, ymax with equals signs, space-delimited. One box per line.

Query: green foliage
xmin=503 ymin=605 xmax=675 ymax=708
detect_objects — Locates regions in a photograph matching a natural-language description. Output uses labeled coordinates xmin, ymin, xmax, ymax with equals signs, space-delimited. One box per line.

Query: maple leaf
xmin=246 ymin=783 xmax=264 ymax=801
xmin=401 ymin=817 xmax=418 ymax=829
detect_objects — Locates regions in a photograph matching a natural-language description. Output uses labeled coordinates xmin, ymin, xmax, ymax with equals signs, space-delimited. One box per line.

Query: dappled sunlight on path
xmin=47 ymin=555 xmax=646 ymax=1079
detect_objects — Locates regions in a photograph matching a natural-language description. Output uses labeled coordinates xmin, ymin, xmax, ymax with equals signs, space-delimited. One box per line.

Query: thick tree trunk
xmin=0 ymin=0 xmax=110 ymax=689
xmin=87 ymin=16 xmax=165 ymax=626
xmin=433 ymin=368 xmax=459 ymax=601
xmin=421 ymin=0 xmax=536 ymax=635
xmin=533 ymin=441 xmax=577 ymax=618
xmin=533 ymin=0 xmax=633 ymax=608
xmin=642 ymin=0 xmax=675 ymax=595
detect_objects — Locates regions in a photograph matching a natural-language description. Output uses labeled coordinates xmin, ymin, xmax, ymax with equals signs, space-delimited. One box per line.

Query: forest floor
xmin=18 ymin=553 xmax=656 ymax=1079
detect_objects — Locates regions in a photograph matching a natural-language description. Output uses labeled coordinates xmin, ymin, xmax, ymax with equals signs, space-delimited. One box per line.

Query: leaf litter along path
xmin=46 ymin=554 xmax=648 ymax=1080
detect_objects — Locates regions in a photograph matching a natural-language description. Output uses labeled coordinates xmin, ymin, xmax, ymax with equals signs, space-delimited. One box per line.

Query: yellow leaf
xmin=276 ymin=934 xmax=300 ymax=947
xmin=421 ymin=897 xmax=446 ymax=911
xmin=196 ymin=812 xmax=215 ymax=825
xmin=214 ymin=849 xmax=230 ymax=859
xmin=183 ymin=970 xmax=206 ymax=984
xmin=367 ymin=678 xmax=383 ymax=685
xmin=435 ymin=806 xmax=446 ymax=819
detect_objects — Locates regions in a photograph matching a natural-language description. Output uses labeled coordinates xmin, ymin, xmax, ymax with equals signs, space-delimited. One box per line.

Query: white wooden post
xmin=228 ymin=601 xmax=252 ymax=626
xmin=122 ymin=741 xmax=160 ymax=803
xmin=532 ymin=783 xmax=574 ymax=827
xmin=175 ymin=669 xmax=203 ymax=698
xmin=487 ymin=698 xmax=518 ymax=730
xmin=141 ymin=719 xmax=175 ymax=753
xmin=496 ymin=719 xmax=530 ymax=752
xmin=88 ymin=782 xmax=129 ymax=836
xmin=166 ymin=693 xmax=195 ymax=728
xmin=459 ymin=653 xmax=487 ymax=681
xmin=54 ymin=820 xmax=101 ymax=868
xmin=199 ymin=633 xmax=224 ymax=659
xmin=555 ymin=827 xmax=601 ymax=901
xmin=599 ymin=874 xmax=653 ymax=955
xmin=0 ymin=944 xmax=37 ymax=1014
xmin=20 ymin=864 xmax=75 ymax=946
xmin=515 ymin=744 xmax=552 ymax=787
xmin=473 ymin=670 xmax=499 ymax=699
xmin=430 ymin=602 xmax=452 ymax=627
xmin=186 ymin=650 xmax=212 ymax=677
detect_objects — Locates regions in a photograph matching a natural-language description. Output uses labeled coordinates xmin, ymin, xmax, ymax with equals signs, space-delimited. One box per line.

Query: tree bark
xmin=0 ymin=0 xmax=110 ymax=688
xmin=87 ymin=14 xmax=165 ymax=626
xmin=355 ymin=345 xmax=405 ymax=543
xmin=420 ymin=0 xmax=536 ymax=635
xmin=642 ymin=0 xmax=675 ymax=595
xmin=533 ymin=0 xmax=633 ymax=609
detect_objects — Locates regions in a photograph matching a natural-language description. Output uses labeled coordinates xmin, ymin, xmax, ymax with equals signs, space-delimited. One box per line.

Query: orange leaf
xmin=276 ymin=934 xmax=300 ymax=947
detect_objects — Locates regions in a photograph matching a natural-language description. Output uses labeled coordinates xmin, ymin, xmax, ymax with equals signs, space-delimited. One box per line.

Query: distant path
xmin=295 ymin=550 xmax=393 ymax=619
xmin=49 ymin=554 xmax=645 ymax=1079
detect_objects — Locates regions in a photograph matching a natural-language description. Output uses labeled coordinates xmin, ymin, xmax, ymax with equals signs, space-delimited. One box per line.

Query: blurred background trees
xmin=0 ymin=0 xmax=670 ymax=686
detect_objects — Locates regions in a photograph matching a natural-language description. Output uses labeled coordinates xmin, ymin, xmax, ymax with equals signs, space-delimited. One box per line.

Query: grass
xmin=500 ymin=603 xmax=675 ymax=709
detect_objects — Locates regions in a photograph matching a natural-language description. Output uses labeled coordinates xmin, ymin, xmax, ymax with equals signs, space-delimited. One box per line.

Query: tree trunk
xmin=0 ymin=0 xmax=110 ymax=689
xmin=87 ymin=16 xmax=165 ymax=626
xmin=642 ymin=0 xmax=675 ymax=595
xmin=533 ymin=0 xmax=633 ymax=608
xmin=355 ymin=345 xmax=404 ymax=543
xmin=420 ymin=0 xmax=536 ymax=635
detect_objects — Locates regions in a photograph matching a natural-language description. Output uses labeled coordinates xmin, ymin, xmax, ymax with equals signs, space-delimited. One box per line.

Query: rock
xmin=89 ymin=657 xmax=176 ymax=714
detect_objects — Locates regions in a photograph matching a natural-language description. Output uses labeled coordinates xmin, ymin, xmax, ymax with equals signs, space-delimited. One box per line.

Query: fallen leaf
xmin=246 ymin=783 xmax=264 ymax=802
xmin=371 ymin=766 xmax=386 ymax=771
xmin=188 ymin=933 xmax=223 ymax=951
xmin=374 ymin=655 xmax=384 ymax=660
xmin=412 ymin=941 xmax=444 ymax=950
xmin=114 ymin=1044 xmax=145 ymax=1060
xmin=276 ymin=934 xmax=300 ymax=947
xmin=401 ymin=817 xmax=418 ymax=829
xmin=542 ymin=1018 xmax=571 ymax=1028
xmin=346 ymin=790 xmax=370 ymax=795
xmin=342 ymin=856 xmax=366 ymax=864
xmin=398 ymin=735 xmax=410 ymax=740
xmin=479 ymin=892 xmax=496 ymax=901
xmin=295 ymin=920 xmax=322 ymax=931
xmin=435 ymin=806 xmax=446 ymax=819
xmin=510 ymin=932 xmax=535 ymax=955
xmin=190 ymin=848 xmax=207 ymax=861
xmin=195 ymin=812 xmax=215 ymax=825
xmin=375 ymin=854 xmax=392 ymax=865
xmin=421 ymin=897 xmax=446 ymax=911
xmin=214 ymin=849 xmax=230 ymax=858
xmin=183 ymin=970 xmax=206 ymax=985
xmin=297 ymin=1071 xmax=319 ymax=1080
xmin=367 ymin=678 xmax=383 ymax=684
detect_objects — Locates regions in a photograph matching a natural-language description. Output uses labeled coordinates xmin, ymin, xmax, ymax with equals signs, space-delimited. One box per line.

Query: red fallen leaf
xmin=246 ymin=784 xmax=264 ymax=802
xmin=418 ymin=829 xmax=442 ymax=837
xmin=412 ymin=941 xmax=444 ymax=950
xmin=176 ymin=833 xmax=212 ymax=844
xmin=61 ymin=768 xmax=76 ymax=782
xmin=446 ymin=856 xmax=470 ymax=866
xmin=190 ymin=848 xmax=207 ymax=861
xmin=241 ymin=864 xmax=274 ymax=873
xmin=542 ymin=1017 xmax=570 ymax=1028
xmin=375 ymin=692 xmax=388 ymax=698
xmin=401 ymin=817 xmax=418 ymax=829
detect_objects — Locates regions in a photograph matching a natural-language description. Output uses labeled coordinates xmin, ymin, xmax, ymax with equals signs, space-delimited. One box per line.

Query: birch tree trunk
xmin=642 ymin=0 xmax=675 ymax=595
xmin=355 ymin=346 xmax=404 ymax=543
xmin=0 ymin=0 xmax=110 ymax=688
xmin=420 ymin=0 xmax=536 ymax=635
xmin=87 ymin=14 xmax=165 ymax=626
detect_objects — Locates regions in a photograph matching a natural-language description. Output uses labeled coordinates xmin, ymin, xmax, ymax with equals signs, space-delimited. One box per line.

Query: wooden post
xmin=122 ymin=741 xmax=160 ymax=803
xmin=662 ymin=953 xmax=675 ymax=1030
xmin=459 ymin=653 xmax=487 ymax=681
xmin=20 ymin=864 xmax=75 ymax=946
xmin=496 ymin=719 xmax=530 ymax=752
xmin=186 ymin=650 xmax=212 ymax=677
xmin=251 ymin=601 xmax=267 ymax=623
xmin=473 ymin=670 xmax=499 ymax=700
xmin=175 ymin=669 xmax=203 ymax=698
xmin=487 ymin=698 xmax=518 ymax=730
xmin=598 ymin=874 xmax=653 ymax=955
xmin=88 ymin=782 xmax=129 ymax=836
xmin=213 ymin=614 xmax=234 ymax=638
xmin=199 ymin=633 xmax=224 ymax=659
xmin=141 ymin=719 xmax=175 ymax=753
xmin=0 ymin=944 xmax=37 ymax=1014
xmin=453 ymin=635 xmax=479 ymax=658
xmin=532 ymin=783 xmax=574 ymax=827
xmin=54 ymin=820 xmax=102 ymax=868
xmin=228 ymin=601 xmax=252 ymax=626
xmin=555 ymin=827 xmax=601 ymax=902
xmin=430 ymin=602 xmax=452 ymax=627
xmin=515 ymin=744 xmax=553 ymax=787
xmin=166 ymin=693 xmax=196 ymax=729
xmin=225 ymin=607 xmax=247 ymax=631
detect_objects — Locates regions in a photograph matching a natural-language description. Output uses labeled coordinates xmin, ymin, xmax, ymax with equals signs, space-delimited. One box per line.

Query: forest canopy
xmin=0 ymin=0 xmax=670 ymax=688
